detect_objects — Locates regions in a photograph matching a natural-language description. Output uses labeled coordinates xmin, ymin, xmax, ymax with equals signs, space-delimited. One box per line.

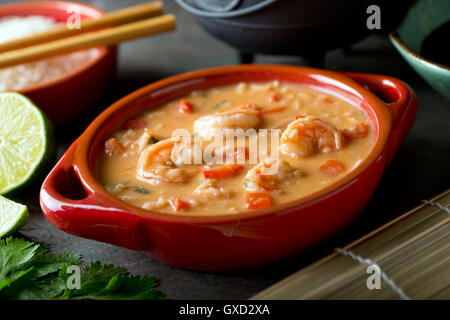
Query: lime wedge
xmin=0 ymin=195 xmax=29 ymax=237
xmin=0 ymin=93 xmax=55 ymax=195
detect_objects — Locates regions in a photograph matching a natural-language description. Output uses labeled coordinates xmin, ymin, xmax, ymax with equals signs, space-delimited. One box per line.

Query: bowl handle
xmin=340 ymin=72 xmax=418 ymax=164
xmin=39 ymin=142 xmax=151 ymax=250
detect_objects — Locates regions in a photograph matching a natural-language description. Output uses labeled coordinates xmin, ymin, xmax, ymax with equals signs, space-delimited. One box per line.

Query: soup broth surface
xmin=99 ymin=81 xmax=374 ymax=215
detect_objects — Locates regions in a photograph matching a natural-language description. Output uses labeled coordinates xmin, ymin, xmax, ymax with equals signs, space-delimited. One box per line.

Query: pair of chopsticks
xmin=0 ymin=1 xmax=175 ymax=69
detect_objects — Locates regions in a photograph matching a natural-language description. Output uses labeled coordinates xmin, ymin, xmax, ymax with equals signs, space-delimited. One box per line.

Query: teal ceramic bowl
xmin=389 ymin=0 xmax=450 ymax=99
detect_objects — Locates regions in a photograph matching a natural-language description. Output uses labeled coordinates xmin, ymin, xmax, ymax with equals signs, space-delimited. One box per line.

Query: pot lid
xmin=175 ymin=0 xmax=279 ymax=18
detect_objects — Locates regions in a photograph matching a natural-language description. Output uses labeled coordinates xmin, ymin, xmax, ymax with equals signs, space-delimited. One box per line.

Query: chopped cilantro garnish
xmin=132 ymin=186 xmax=151 ymax=194
xmin=148 ymin=136 xmax=159 ymax=144
xmin=0 ymin=237 xmax=165 ymax=300
xmin=211 ymin=100 xmax=228 ymax=110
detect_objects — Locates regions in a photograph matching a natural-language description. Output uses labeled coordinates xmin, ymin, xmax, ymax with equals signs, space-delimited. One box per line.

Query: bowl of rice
xmin=0 ymin=1 xmax=117 ymax=125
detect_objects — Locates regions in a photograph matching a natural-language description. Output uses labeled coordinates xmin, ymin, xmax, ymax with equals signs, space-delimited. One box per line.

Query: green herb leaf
xmin=31 ymin=244 xmax=81 ymax=279
xmin=132 ymin=186 xmax=151 ymax=195
xmin=0 ymin=237 xmax=39 ymax=291
xmin=58 ymin=262 xmax=165 ymax=300
xmin=0 ymin=238 xmax=78 ymax=298
xmin=211 ymin=100 xmax=228 ymax=110
xmin=14 ymin=274 xmax=66 ymax=300
xmin=148 ymin=136 xmax=159 ymax=144
xmin=0 ymin=237 xmax=166 ymax=300
xmin=59 ymin=261 xmax=126 ymax=299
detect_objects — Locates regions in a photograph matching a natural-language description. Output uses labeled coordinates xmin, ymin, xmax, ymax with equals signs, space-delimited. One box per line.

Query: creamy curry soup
xmin=98 ymin=81 xmax=374 ymax=215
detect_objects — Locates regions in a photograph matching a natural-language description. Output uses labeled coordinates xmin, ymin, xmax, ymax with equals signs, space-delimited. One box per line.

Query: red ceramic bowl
xmin=0 ymin=1 xmax=117 ymax=125
xmin=40 ymin=65 xmax=417 ymax=271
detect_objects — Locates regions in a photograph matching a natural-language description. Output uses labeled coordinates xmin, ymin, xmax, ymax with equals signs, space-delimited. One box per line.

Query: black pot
xmin=176 ymin=0 xmax=411 ymax=63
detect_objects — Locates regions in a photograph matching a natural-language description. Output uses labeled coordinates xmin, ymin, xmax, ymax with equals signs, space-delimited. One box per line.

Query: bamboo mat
xmin=252 ymin=189 xmax=450 ymax=300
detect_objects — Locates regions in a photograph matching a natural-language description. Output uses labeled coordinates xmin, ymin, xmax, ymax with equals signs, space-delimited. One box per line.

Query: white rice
xmin=0 ymin=16 xmax=100 ymax=91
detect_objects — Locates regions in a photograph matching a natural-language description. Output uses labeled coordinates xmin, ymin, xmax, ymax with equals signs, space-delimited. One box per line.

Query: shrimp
xmin=142 ymin=196 xmax=199 ymax=212
xmin=133 ymin=129 xmax=152 ymax=153
xmin=243 ymin=159 xmax=302 ymax=193
xmin=136 ymin=138 xmax=196 ymax=184
xmin=194 ymin=104 xmax=262 ymax=140
xmin=104 ymin=138 xmax=125 ymax=156
xmin=270 ymin=117 xmax=296 ymax=131
xmin=342 ymin=123 xmax=369 ymax=139
xmin=194 ymin=179 xmax=233 ymax=200
xmin=280 ymin=116 xmax=345 ymax=157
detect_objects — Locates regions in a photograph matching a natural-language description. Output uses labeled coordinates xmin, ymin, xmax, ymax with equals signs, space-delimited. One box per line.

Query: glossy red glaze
xmin=0 ymin=1 xmax=117 ymax=125
xmin=40 ymin=65 xmax=417 ymax=271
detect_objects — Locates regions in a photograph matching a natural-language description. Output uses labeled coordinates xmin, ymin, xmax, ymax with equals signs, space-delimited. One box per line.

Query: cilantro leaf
xmin=59 ymin=261 xmax=127 ymax=298
xmin=0 ymin=238 xmax=166 ymax=300
xmin=148 ymin=136 xmax=159 ymax=144
xmin=132 ymin=186 xmax=151 ymax=195
xmin=78 ymin=274 xmax=166 ymax=300
xmin=109 ymin=275 xmax=166 ymax=300
xmin=14 ymin=275 xmax=66 ymax=300
xmin=0 ymin=237 xmax=39 ymax=291
xmin=211 ymin=100 xmax=227 ymax=110
xmin=31 ymin=244 xmax=81 ymax=279
xmin=58 ymin=261 xmax=166 ymax=300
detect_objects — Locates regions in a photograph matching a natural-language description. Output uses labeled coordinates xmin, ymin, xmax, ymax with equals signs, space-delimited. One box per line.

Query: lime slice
xmin=0 ymin=195 xmax=29 ymax=237
xmin=0 ymin=93 xmax=55 ymax=195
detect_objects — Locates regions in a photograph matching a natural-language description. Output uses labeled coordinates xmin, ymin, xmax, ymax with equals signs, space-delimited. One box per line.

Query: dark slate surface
xmin=3 ymin=0 xmax=449 ymax=299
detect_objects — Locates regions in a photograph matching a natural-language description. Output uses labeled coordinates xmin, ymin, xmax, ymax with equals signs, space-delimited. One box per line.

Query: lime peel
xmin=0 ymin=195 xmax=29 ymax=238
xmin=0 ymin=92 xmax=55 ymax=195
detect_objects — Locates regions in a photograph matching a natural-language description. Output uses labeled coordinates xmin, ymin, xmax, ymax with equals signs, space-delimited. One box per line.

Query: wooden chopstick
xmin=0 ymin=14 xmax=176 ymax=69
xmin=0 ymin=1 xmax=164 ymax=54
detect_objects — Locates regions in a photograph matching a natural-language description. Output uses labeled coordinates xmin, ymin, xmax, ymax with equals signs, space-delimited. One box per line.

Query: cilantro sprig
xmin=0 ymin=237 xmax=166 ymax=300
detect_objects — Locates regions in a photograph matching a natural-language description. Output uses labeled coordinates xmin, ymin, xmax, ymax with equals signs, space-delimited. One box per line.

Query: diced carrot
xmin=268 ymin=93 xmax=281 ymax=102
xmin=245 ymin=193 xmax=272 ymax=210
xmin=104 ymin=138 xmax=125 ymax=156
xmin=121 ymin=117 xmax=147 ymax=130
xmin=202 ymin=164 xmax=243 ymax=179
xmin=176 ymin=99 xmax=194 ymax=113
xmin=254 ymin=168 xmax=278 ymax=191
xmin=168 ymin=198 xmax=189 ymax=211
xmin=258 ymin=105 xmax=286 ymax=114
xmin=318 ymin=159 xmax=345 ymax=176
xmin=317 ymin=95 xmax=333 ymax=104
xmin=342 ymin=123 xmax=369 ymax=139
